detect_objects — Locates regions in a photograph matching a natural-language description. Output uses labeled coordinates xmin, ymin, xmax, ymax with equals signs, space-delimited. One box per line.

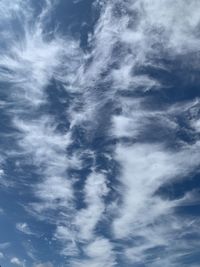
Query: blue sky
xmin=0 ymin=0 xmax=200 ymax=266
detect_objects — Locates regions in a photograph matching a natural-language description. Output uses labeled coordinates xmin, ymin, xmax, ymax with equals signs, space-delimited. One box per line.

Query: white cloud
xmin=191 ymin=119 xmax=200 ymax=133
xmin=54 ymin=171 xmax=110 ymax=258
xmin=0 ymin=0 xmax=82 ymax=109
xmin=136 ymin=0 xmax=200 ymax=53
xmin=0 ymin=0 xmax=29 ymax=21
xmin=0 ymin=31 xmax=81 ymax=107
xmin=111 ymin=115 xmax=137 ymax=138
xmin=87 ymin=5 xmax=200 ymax=265
xmin=111 ymin=141 xmax=200 ymax=264
xmin=0 ymin=0 xmax=82 ymax=260
xmin=34 ymin=262 xmax=53 ymax=267
xmin=11 ymin=257 xmax=24 ymax=266
xmin=84 ymin=0 xmax=200 ymax=93
xmin=0 ymin=242 xmax=10 ymax=250
xmin=16 ymin=222 xmax=34 ymax=235
xmin=74 ymin=172 xmax=109 ymax=240
xmin=1 ymin=0 xmax=200 ymax=266
xmin=71 ymin=238 xmax=116 ymax=267
xmin=0 ymin=252 xmax=4 ymax=259
xmin=14 ymin=116 xmax=76 ymax=211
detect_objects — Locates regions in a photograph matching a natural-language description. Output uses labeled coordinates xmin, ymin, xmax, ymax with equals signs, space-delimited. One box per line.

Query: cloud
xmin=84 ymin=0 xmax=200 ymax=94
xmin=111 ymin=142 xmax=200 ymax=265
xmin=0 ymin=163 xmax=9 ymax=188
xmin=54 ymin=171 xmax=110 ymax=258
xmin=71 ymin=238 xmax=116 ymax=267
xmin=16 ymin=222 xmax=34 ymax=236
xmin=1 ymin=0 xmax=200 ymax=266
xmin=14 ymin=116 xmax=79 ymax=223
xmin=74 ymin=172 xmax=109 ymax=240
xmin=0 ymin=0 xmax=82 ymax=260
xmin=0 ymin=242 xmax=10 ymax=250
xmin=0 ymin=28 xmax=81 ymax=107
xmin=0 ymin=0 xmax=82 ymax=110
xmin=88 ymin=5 xmax=200 ymax=265
xmin=34 ymin=262 xmax=53 ymax=267
xmin=10 ymin=257 xmax=24 ymax=266
xmin=0 ymin=252 xmax=4 ymax=259
xmin=113 ymin=142 xmax=198 ymax=234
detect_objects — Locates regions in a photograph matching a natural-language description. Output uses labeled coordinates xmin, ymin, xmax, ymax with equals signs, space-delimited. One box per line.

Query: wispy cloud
xmin=0 ymin=252 xmax=4 ymax=259
xmin=112 ymin=142 xmax=200 ymax=264
xmin=0 ymin=0 xmax=81 ymax=262
xmin=71 ymin=238 xmax=116 ymax=267
xmin=74 ymin=172 xmax=109 ymax=240
xmin=33 ymin=263 xmax=53 ymax=267
xmin=1 ymin=0 xmax=200 ymax=266
xmin=16 ymin=222 xmax=36 ymax=236
xmin=10 ymin=257 xmax=25 ymax=267
xmin=0 ymin=242 xmax=10 ymax=250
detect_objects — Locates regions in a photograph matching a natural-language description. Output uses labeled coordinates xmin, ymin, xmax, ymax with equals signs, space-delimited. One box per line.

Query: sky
xmin=0 ymin=0 xmax=200 ymax=266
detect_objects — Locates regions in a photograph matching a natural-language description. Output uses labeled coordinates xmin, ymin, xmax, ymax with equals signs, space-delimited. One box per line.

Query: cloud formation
xmin=10 ymin=257 xmax=24 ymax=266
xmin=1 ymin=0 xmax=200 ymax=266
